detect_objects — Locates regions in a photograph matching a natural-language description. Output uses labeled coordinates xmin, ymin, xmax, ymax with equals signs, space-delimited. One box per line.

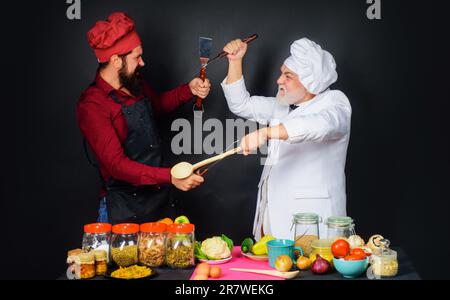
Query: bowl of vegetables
xmin=331 ymin=239 xmax=370 ymax=278
xmin=333 ymin=256 xmax=369 ymax=278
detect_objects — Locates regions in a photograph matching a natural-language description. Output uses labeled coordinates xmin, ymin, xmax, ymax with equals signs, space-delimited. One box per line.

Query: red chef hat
xmin=87 ymin=12 xmax=142 ymax=63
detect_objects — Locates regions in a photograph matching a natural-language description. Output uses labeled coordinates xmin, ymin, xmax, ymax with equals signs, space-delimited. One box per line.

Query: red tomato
xmin=350 ymin=248 xmax=367 ymax=259
xmin=331 ymin=239 xmax=350 ymax=259
xmin=344 ymin=254 xmax=361 ymax=261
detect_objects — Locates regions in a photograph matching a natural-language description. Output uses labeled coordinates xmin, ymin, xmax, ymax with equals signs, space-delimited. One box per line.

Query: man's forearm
xmin=267 ymin=124 xmax=289 ymax=141
xmin=226 ymin=59 xmax=243 ymax=84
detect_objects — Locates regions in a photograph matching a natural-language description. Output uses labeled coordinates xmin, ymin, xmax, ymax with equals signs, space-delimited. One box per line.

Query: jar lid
xmin=77 ymin=252 xmax=95 ymax=264
xmin=373 ymin=239 xmax=397 ymax=258
xmin=67 ymin=248 xmax=83 ymax=257
xmin=84 ymin=223 xmax=112 ymax=234
xmin=140 ymin=222 xmax=167 ymax=233
xmin=326 ymin=216 xmax=354 ymax=228
xmin=293 ymin=213 xmax=319 ymax=224
xmin=112 ymin=223 xmax=139 ymax=234
xmin=167 ymin=223 xmax=195 ymax=233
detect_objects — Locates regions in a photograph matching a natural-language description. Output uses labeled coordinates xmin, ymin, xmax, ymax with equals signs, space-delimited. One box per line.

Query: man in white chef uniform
xmin=221 ymin=38 xmax=351 ymax=240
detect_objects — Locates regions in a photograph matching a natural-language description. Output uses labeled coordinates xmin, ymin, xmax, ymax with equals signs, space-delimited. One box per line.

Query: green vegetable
xmin=194 ymin=241 xmax=207 ymax=260
xmin=221 ymin=234 xmax=234 ymax=252
xmin=241 ymin=237 xmax=254 ymax=254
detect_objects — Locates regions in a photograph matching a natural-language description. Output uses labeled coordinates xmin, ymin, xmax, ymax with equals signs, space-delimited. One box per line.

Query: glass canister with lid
xmin=111 ymin=223 xmax=139 ymax=267
xmin=368 ymin=239 xmax=398 ymax=278
xmin=82 ymin=223 xmax=111 ymax=262
xmin=325 ymin=216 xmax=355 ymax=240
xmin=292 ymin=213 xmax=320 ymax=257
xmin=166 ymin=223 xmax=195 ymax=269
xmin=139 ymin=222 xmax=167 ymax=267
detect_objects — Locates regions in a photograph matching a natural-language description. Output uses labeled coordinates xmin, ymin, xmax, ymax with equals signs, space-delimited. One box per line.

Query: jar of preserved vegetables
xmin=111 ymin=223 xmax=139 ymax=267
xmin=166 ymin=224 xmax=195 ymax=269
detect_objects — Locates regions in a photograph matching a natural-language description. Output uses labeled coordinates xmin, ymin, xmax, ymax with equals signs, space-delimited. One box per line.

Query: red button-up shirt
xmin=77 ymin=72 xmax=193 ymax=197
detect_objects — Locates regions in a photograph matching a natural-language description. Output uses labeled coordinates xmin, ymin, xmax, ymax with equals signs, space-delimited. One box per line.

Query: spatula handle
xmin=195 ymin=67 xmax=207 ymax=109
xmin=217 ymin=33 xmax=259 ymax=59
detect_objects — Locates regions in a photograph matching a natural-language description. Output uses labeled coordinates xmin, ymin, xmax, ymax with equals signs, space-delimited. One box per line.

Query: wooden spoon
xmin=229 ymin=268 xmax=300 ymax=279
xmin=170 ymin=147 xmax=241 ymax=179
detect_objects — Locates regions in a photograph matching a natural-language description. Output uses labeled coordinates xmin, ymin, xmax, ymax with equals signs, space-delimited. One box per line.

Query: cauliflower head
xmin=201 ymin=236 xmax=231 ymax=260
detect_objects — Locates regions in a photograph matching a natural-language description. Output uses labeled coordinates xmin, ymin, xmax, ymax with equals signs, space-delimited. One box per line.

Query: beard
xmin=119 ymin=62 xmax=142 ymax=97
xmin=276 ymin=86 xmax=307 ymax=106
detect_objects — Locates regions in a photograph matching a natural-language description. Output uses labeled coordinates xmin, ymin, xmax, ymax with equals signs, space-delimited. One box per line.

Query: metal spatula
xmin=195 ymin=37 xmax=213 ymax=109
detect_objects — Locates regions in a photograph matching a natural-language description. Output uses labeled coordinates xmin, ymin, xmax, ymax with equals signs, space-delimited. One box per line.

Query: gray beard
xmin=276 ymin=89 xmax=305 ymax=106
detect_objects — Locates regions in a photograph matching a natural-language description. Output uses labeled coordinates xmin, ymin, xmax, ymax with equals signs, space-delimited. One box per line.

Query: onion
xmin=311 ymin=254 xmax=331 ymax=275
xmin=274 ymin=255 xmax=293 ymax=272
xmin=347 ymin=235 xmax=365 ymax=249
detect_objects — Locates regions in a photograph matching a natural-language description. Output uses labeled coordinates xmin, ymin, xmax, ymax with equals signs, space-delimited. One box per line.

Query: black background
xmin=0 ymin=0 xmax=449 ymax=279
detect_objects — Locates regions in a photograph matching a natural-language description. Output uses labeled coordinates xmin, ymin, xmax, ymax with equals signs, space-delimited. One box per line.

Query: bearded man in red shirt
xmin=77 ymin=12 xmax=210 ymax=224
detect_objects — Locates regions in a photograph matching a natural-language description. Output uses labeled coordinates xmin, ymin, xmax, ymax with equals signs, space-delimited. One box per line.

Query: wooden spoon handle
xmin=229 ymin=268 xmax=287 ymax=278
xmin=192 ymin=147 xmax=241 ymax=170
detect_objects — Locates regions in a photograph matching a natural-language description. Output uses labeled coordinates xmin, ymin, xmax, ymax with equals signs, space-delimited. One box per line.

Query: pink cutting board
xmin=189 ymin=246 xmax=284 ymax=280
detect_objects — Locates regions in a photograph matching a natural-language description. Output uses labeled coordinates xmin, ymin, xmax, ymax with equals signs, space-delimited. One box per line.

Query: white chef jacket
xmin=221 ymin=76 xmax=352 ymax=240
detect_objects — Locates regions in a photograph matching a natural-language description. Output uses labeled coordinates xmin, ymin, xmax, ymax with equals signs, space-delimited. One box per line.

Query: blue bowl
xmin=333 ymin=257 xmax=369 ymax=279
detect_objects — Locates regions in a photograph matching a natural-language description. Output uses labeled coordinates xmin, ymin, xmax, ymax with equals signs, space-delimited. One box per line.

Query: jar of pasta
xmin=368 ymin=239 xmax=398 ymax=278
xmin=111 ymin=223 xmax=139 ymax=267
xmin=166 ymin=223 xmax=195 ymax=269
xmin=139 ymin=222 xmax=167 ymax=267
xmin=292 ymin=213 xmax=320 ymax=257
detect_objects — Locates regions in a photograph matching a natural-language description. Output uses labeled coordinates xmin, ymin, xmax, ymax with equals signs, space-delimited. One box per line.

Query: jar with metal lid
xmin=75 ymin=252 xmax=96 ymax=279
xmin=111 ymin=223 xmax=139 ymax=267
xmin=165 ymin=223 xmax=195 ymax=269
xmin=82 ymin=223 xmax=111 ymax=263
xmin=292 ymin=213 xmax=320 ymax=257
xmin=139 ymin=222 xmax=167 ymax=267
xmin=368 ymin=239 xmax=398 ymax=278
xmin=325 ymin=216 xmax=355 ymax=240
xmin=92 ymin=250 xmax=108 ymax=276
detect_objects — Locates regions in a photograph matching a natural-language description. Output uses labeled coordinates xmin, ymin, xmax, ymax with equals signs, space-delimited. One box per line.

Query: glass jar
xmin=75 ymin=252 xmax=96 ymax=279
xmin=111 ymin=223 xmax=139 ymax=267
xmin=166 ymin=223 xmax=195 ymax=269
xmin=66 ymin=248 xmax=83 ymax=279
xmin=139 ymin=222 xmax=167 ymax=267
xmin=368 ymin=239 xmax=398 ymax=278
xmin=82 ymin=223 xmax=111 ymax=263
xmin=309 ymin=239 xmax=334 ymax=266
xmin=292 ymin=213 xmax=320 ymax=257
xmin=92 ymin=250 xmax=108 ymax=276
xmin=325 ymin=216 xmax=355 ymax=240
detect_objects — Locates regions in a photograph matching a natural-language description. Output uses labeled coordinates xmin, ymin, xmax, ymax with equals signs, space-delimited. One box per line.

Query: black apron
xmin=85 ymin=86 xmax=176 ymax=224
